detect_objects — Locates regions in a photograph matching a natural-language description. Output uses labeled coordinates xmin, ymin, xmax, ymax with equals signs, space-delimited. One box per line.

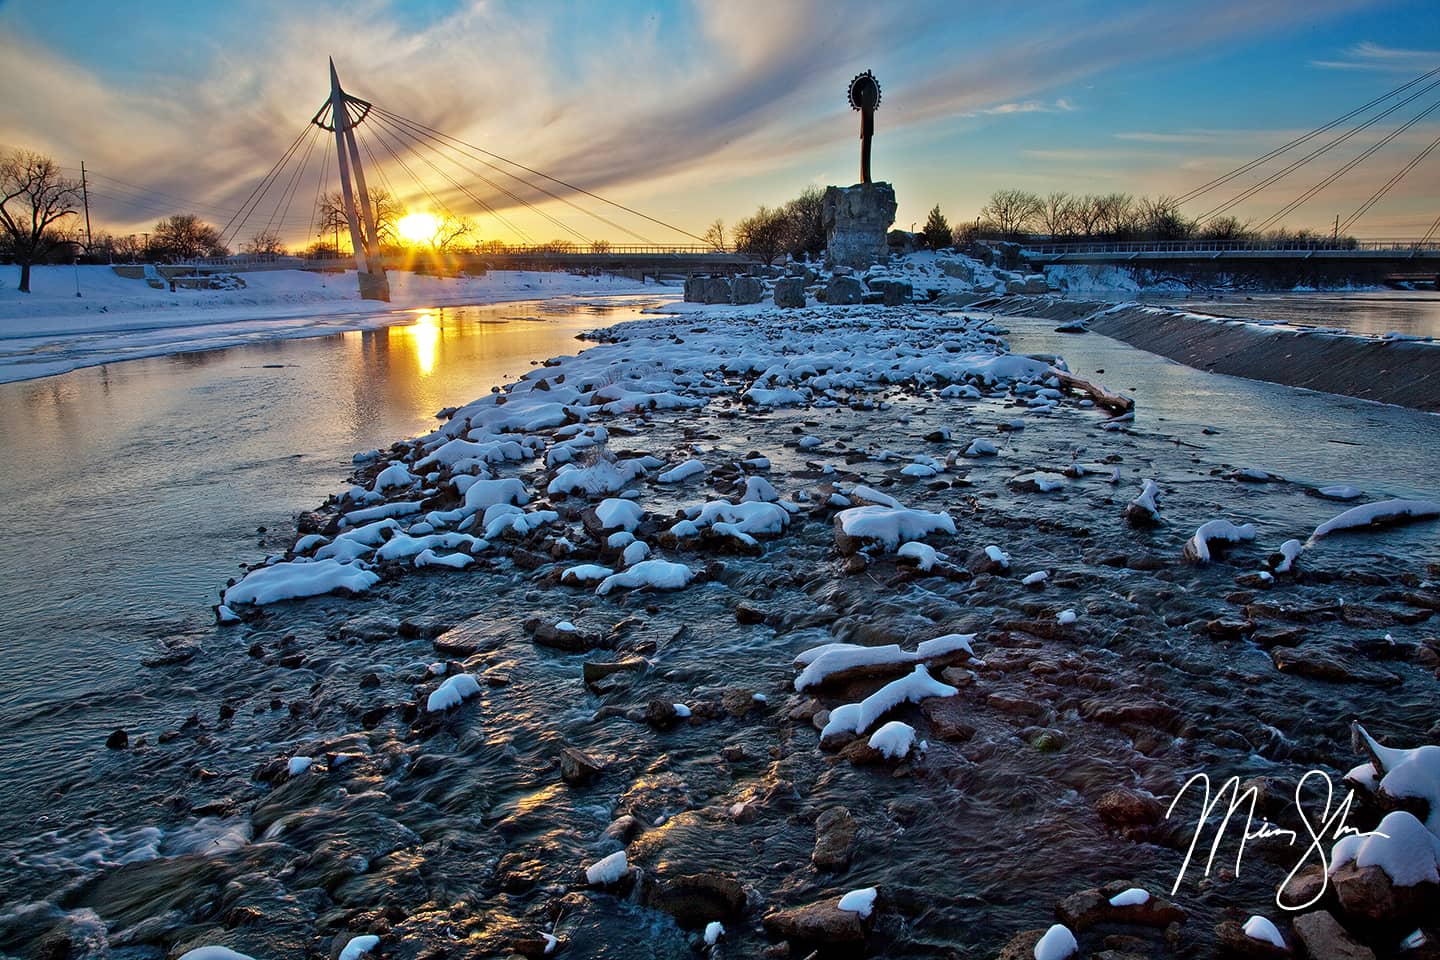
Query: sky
xmin=1 ymin=0 xmax=1438 ymax=247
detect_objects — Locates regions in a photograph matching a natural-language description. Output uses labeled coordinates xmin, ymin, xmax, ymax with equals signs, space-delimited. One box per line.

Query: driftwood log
xmin=1049 ymin=368 xmax=1134 ymax=414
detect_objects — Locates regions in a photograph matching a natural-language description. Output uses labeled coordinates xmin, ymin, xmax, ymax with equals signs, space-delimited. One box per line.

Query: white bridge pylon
xmin=312 ymin=58 xmax=390 ymax=301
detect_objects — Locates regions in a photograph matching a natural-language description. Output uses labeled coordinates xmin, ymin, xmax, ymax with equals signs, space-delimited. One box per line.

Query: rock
xmin=811 ymin=806 xmax=858 ymax=871
xmin=735 ymin=603 xmax=766 ymax=625
xmin=1330 ymin=861 xmax=1440 ymax=925
xmin=720 ymin=688 xmax=758 ymax=718
xmin=995 ymin=929 xmax=1048 ymax=960
xmin=935 ymin=257 xmax=975 ymax=282
xmin=921 ymin=697 xmax=976 ymax=741
xmin=838 ymin=737 xmax=885 ymax=765
xmin=731 ymin=276 xmax=764 ymax=305
xmin=684 ymin=275 xmax=706 ymax=302
xmin=1215 ymin=919 xmax=1292 ymax=958
xmin=582 ymin=657 xmax=646 ymax=687
xmin=1270 ymin=646 xmax=1402 ymax=686
xmin=645 ymin=699 xmax=679 ymax=730
xmin=825 ymin=275 xmax=865 ymax=306
xmin=1095 ymin=789 xmax=1164 ymax=827
xmin=527 ymin=618 xmax=602 ymax=652
xmin=105 ymin=728 xmax=129 ymax=750
xmin=703 ymin=277 xmax=732 ymax=304
xmin=1291 ymin=911 xmax=1374 ymax=960
xmin=763 ymin=901 xmax=869 ymax=945
xmin=1023 ymin=274 xmax=1049 ymax=294
xmin=823 ymin=182 xmax=897 ymax=270
xmin=1207 ymin=618 xmax=1257 ymax=641
xmin=869 ymin=279 xmax=913 ymax=306
xmin=646 ymin=872 xmax=747 ymax=927
xmin=558 ymin=747 xmax=603 ymax=786
xmin=1056 ymin=885 xmax=1186 ymax=931
xmin=773 ymin=277 xmax=807 ymax=308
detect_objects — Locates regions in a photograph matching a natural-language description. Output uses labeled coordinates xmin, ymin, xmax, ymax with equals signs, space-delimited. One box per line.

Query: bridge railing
xmin=1022 ymin=238 xmax=1440 ymax=256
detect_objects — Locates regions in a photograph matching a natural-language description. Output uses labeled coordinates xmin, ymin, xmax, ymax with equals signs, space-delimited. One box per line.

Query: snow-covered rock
xmin=426 ymin=673 xmax=482 ymax=712
xmin=1183 ymin=519 xmax=1256 ymax=564
xmin=224 ymin=558 xmax=379 ymax=606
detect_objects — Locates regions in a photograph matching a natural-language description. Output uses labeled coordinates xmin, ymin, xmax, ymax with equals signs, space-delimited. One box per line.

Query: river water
xmin=0 ymin=292 xmax=1436 ymax=958
xmin=0 ymin=296 xmax=663 ymax=812
xmin=1140 ymin=289 xmax=1440 ymax=338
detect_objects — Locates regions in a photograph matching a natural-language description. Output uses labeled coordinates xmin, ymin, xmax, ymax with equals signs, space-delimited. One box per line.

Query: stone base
xmin=823 ymin=182 xmax=897 ymax=270
xmin=358 ymin=270 xmax=391 ymax=302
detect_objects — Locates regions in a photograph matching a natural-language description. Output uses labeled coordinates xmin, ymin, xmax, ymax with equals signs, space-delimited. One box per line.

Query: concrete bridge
xmin=1022 ymin=239 xmax=1440 ymax=286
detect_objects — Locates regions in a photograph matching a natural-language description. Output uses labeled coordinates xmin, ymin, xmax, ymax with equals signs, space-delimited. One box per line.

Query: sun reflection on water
xmin=401 ymin=310 xmax=440 ymax=376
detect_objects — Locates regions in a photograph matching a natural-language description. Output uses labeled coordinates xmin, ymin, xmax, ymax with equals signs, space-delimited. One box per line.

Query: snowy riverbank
xmin=7 ymin=290 xmax=1436 ymax=959
xmin=0 ymin=265 xmax=655 ymax=383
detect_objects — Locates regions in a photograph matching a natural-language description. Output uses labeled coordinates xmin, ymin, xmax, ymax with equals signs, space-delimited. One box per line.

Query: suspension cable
xmin=1339 ymin=131 xmax=1440 ymax=234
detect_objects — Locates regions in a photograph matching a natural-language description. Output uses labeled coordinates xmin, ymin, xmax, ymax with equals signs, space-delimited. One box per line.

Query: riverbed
xmin=0 ymin=292 xmax=1436 ymax=959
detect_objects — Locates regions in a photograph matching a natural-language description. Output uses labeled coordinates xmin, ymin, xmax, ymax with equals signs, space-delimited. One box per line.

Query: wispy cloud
xmin=1310 ymin=40 xmax=1440 ymax=71
xmin=977 ymin=98 xmax=1076 ymax=116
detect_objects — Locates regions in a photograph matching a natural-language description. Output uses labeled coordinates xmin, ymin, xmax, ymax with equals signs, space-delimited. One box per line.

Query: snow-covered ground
xmin=0 ymin=265 xmax=655 ymax=383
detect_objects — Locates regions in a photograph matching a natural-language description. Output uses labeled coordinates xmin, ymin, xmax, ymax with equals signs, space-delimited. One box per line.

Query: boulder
xmin=825 ymin=276 xmax=865 ymax=305
xmin=1330 ymin=861 xmax=1440 ymax=925
xmin=645 ymin=872 xmax=747 ymax=927
xmin=558 ymin=747 xmax=603 ymax=786
xmin=823 ymin=181 xmax=897 ymax=269
xmin=1215 ymin=919 xmax=1292 ymax=958
xmin=935 ymin=257 xmax=975 ymax=282
xmin=683 ymin=275 xmax=706 ymax=302
xmin=731 ymin=275 xmax=764 ymax=305
xmin=763 ymin=901 xmax=869 ymax=945
xmin=703 ymin=277 xmax=732 ymax=304
xmin=812 ymin=806 xmax=858 ymax=871
xmin=1023 ymin=274 xmax=1049 ymax=294
xmin=1290 ymin=911 xmax=1374 ymax=960
xmin=1056 ymin=885 xmax=1186 ymax=931
xmin=773 ymin=276 xmax=806 ymax=308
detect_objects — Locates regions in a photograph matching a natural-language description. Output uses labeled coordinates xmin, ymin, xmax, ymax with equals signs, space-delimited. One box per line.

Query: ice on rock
xmin=897 ymin=541 xmax=938 ymax=570
xmin=595 ymin=498 xmax=645 ymax=532
xmin=426 ymin=673 xmax=482 ymax=712
xmin=868 ymin=720 xmax=916 ymax=759
xmin=224 ymin=558 xmax=380 ymax=606
xmin=1033 ymin=923 xmax=1077 ymax=960
xmin=1330 ymin=810 xmax=1440 ymax=886
xmin=1184 ymin=519 xmax=1256 ymax=564
xmin=964 ymin=438 xmax=998 ymax=457
xmin=798 ymin=436 xmax=822 ymax=449
xmin=341 ymin=500 xmax=424 ymax=526
xmin=1021 ymin=570 xmax=1049 ymax=586
xmin=596 ymin=559 xmax=695 ymax=596
xmin=821 ymin=665 xmax=958 ymax=739
xmin=216 ymin=604 xmax=241 ymax=624
xmin=339 ymin=935 xmax=381 ymax=960
xmin=585 ymin=849 xmax=628 ymax=885
xmin=740 ymin=475 xmax=779 ymax=503
xmin=1242 ymin=916 xmax=1285 ymax=949
xmin=1275 ymin=538 xmax=1305 ymax=573
xmin=836 ymin=505 xmax=955 ymax=551
xmin=621 ymin=540 xmax=650 ymax=566
xmin=672 ymin=703 xmax=692 ymax=718
xmin=1353 ymin=725 xmax=1440 ymax=832
xmin=287 ymin=756 xmax=314 ymax=776
xmin=1057 ymin=609 xmax=1077 ymax=625
xmin=1309 ymin=498 xmax=1440 ymax=541
xmin=795 ymin=634 xmax=974 ymax=691
xmin=837 ymin=886 xmax=877 ymax=918
xmin=1108 ymin=887 xmax=1149 ymax=907
xmin=704 ymin=921 xmax=724 ymax=945
xmin=414 ymin=548 xmax=473 ymax=569
xmin=179 ymin=950 xmax=259 ymax=960
xmin=1127 ymin=479 xmax=1161 ymax=523
xmin=463 ymin=477 xmax=529 ymax=514
xmin=901 ymin=462 xmax=937 ymax=478
xmin=377 ymin=532 xmax=484 ymax=561
xmin=657 ymin=459 xmax=705 ymax=483
xmin=984 ymin=545 xmax=1010 ymax=568
xmin=371 ymin=461 xmax=416 ymax=492
xmin=548 ymin=457 xmax=650 ymax=497
xmin=690 ymin=499 xmax=791 ymax=536
xmin=561 ymin=564 xmax=614 ymax=586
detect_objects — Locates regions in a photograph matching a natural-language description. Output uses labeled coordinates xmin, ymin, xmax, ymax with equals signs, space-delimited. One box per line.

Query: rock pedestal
xmin=823 ymin=182 xmax=897 ymax=270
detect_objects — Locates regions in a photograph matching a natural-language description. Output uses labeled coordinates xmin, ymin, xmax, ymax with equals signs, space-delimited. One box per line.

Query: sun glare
xmin=397 ymin=212 xmax=439 ymax=246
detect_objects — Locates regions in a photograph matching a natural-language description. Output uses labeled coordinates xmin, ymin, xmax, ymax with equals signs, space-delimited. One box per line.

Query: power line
xmin=1197 ymin=77 xmax=1440 ymax=222
xmin=372 ymin=105 xmax=707 ymax=243
xmin=1339 ymin=131 xmax=1440 ymax=234
xmin=1178 ymin=63 xmax=1440 ymax=204
xmin=1253 ymin=95 xmax=1440 ymax=233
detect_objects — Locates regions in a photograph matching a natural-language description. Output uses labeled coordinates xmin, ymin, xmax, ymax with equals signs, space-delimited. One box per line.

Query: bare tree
xmin=1139 ymin=195 xmax=1191 ymax=240
xmin=980 ymin=189 xmax=1043 ymax=239
xmin=0 ymin=149 xmax=82 ymax=293
xmin=734 ymin=205 xmax=788 ymax=265
xmin=703 ymin=218 xmax=727 ymax=252
xmin=149 ymin=214 xmax=228 ymax=261
xmin=242 ymin=230 xmax=287 ymax=256
xmin=430 ymin=214 xmax=474 ymax=252
xmin=1096 ymin=193 xmax=1137 ymax=238
xmin=1072 ymin=194 xmax=1104 ymax=237
xmin=588 ymin=239 xmax=612 ymax=254
xmin=317 ymin=187 xmax=400 ymax=250
xmin=1041 ymin=192 xmax=1074 ymax=238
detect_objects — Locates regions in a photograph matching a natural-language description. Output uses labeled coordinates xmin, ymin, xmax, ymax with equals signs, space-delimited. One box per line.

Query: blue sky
xmin=2 ymin=0 xmax=1437 ymax=244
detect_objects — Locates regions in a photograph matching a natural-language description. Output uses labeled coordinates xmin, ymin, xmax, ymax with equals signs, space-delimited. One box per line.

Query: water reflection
xmin=0 ymin=295 xmax=663 ymax=806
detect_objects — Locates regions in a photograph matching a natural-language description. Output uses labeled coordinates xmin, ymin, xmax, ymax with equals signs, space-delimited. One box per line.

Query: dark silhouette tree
xmin=0 ymin=149 xmax=82 ymax=293
xmin=149 ymin=214 xmax=228 ymax=261
xmin=921 ymin=204 xmax=952 ymax=250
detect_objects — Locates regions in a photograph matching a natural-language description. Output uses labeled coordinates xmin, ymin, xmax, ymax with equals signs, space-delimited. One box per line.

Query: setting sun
xmin=396 ymin=211 xmax=439 ymax=246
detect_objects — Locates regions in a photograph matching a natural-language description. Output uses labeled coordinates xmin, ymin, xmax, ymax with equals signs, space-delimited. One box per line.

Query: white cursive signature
xmin=1165 ymin=770 xmax=1389 ymax=910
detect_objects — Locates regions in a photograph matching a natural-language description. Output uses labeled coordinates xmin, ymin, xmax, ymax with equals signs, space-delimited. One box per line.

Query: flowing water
xmin=1140 ymin=289 xmax=1440 ymax=339
xmin=0 ymin=294 xmax=1436 ymax=958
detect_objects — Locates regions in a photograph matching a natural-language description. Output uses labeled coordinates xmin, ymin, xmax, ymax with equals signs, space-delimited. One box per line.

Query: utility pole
xmin=1333 ymin=214 xmax=1339 ymax=242
xmin=80 ymin=161 xmax=94 ymax=250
